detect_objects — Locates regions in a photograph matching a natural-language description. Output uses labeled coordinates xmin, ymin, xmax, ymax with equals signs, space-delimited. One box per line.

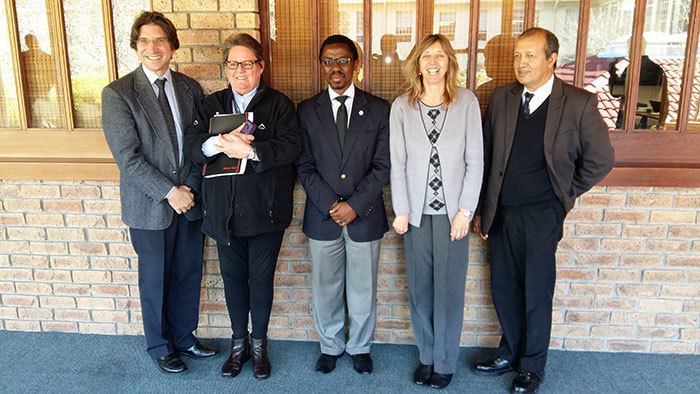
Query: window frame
xmin=259 ymin=0 xmax=700 ymax=187
xmin=0 ymin=0 xmax=122 ymax=181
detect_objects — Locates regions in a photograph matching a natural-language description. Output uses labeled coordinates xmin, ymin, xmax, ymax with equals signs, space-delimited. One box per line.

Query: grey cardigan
xmin=390 ymin=88 xmax=484 ymax=228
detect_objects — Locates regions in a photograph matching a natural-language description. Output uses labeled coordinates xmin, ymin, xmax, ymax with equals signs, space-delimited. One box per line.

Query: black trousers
xmin=217 ymin=230 xmax=284 ymax=340
xmin=130 ymin=214 xmax=204 ymax=359
xmin=489 ymin=203 xmax=564 ymax=372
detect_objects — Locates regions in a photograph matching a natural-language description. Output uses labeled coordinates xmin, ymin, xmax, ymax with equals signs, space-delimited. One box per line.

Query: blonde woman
xmin=389 ymin=34 xmax=483 ymax=389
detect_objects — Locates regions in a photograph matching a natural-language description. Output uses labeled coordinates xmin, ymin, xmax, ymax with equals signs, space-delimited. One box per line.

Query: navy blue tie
xmin=523 ymin=92 xmax=534 ymax=116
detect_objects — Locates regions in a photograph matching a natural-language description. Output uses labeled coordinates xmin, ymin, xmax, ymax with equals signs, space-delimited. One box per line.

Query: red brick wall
xmin=1 ymin=181 xmax=699 ymax=354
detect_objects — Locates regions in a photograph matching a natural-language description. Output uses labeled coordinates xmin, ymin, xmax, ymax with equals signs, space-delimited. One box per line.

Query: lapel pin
xmin=358 ymin=110 xmax=364 ymax=116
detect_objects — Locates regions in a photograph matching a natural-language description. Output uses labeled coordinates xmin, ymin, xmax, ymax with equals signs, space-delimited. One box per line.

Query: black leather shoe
xmin=221 ymin=335 xmax=250 ymax=378
xmin=473 ymin=355 xmax=513 ymax=375
xmin=413 ymin=363 xmax=433 ymax=385
xmin=154 ymin=354 xmax=187 ymax=374
xmin=176 ymin=341 xmax=219 ymax=359
xmin=351 ymin=353 xmax=373 ymax=374
xmin=428 ymin=372 xmax=453 ymax=389
xmin=250 ymin=336 xmax=271 ymax=379
xmin=511 ymin=370 xmax=544 ymax=393
xmin=315 ymin=353 xmax=342 ymax=373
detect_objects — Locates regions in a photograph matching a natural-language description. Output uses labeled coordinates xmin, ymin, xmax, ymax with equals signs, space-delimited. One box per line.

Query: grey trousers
xmin=309 ymin=226 xmax=381 ymax=356
xmin=404 ymin=214 xmax=469 ymax=374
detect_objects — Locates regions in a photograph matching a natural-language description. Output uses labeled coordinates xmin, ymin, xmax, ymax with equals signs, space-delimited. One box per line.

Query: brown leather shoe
xmin=221 ymin=335 xmax=250 ymax=377
xmin=250 ymin=336 xmax=271 ymax=379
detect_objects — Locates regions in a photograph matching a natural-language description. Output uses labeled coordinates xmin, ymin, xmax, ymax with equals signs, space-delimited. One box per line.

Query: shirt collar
xmin=142 ymin=65 xmax=173 ymax=85
xmin=328 ymin=84 xmax=355 ymax=101
xmin=233 ymin=87 xmax=258 ymax=102
xmin=522 ymin=74 xmax=554 ymax=99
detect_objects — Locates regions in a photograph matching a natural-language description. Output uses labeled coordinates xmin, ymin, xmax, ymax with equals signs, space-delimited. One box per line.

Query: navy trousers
xmin=130 ymin=214 xmax=204 ymax=359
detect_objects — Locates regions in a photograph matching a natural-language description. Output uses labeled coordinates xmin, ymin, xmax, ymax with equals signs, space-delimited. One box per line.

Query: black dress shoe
xmin=428 ymin=372 xmax=453 ymax=389
xmin=222 ymin=335 xmax=250 ymax=378
xmin=176 ymin=341 xmax=219 ymax=359
xmin=154 ymin=354 xmax=187 ymax=374
xmin=511 ymin=370 xmax=544 ymax=393
xmin=315 ymin=353 xmax=342 ymax=373
xmin=473 ymin=355 xmax=513 ymax=375
xmin=413 ymin=363 xmax=433 ymax=385
xmin=351 ymin=353 xmax=373 ymax=374
xmin=250 ymin=336 xmax=271 ymax=379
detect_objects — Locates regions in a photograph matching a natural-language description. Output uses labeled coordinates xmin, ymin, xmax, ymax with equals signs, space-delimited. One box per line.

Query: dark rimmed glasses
xmin=224 ymin=60 xmax=261 ymax=70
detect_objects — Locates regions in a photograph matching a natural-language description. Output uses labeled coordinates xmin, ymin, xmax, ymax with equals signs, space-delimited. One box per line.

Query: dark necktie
xmin=523 ymin=92 xmax=534 ymax=116
xmin=155 ymin=78 xmax=180 ymax=165
xmin=335 ymin=95 xmax=348 ymax=150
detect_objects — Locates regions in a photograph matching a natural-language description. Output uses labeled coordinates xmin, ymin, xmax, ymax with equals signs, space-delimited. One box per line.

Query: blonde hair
xmin=401 ymin=34 xmax=459 ymax=108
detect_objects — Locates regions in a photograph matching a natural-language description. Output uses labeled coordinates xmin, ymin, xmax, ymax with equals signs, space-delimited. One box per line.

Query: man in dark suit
xmin=296 ymin=35 xmax=390 ymax=375
xmin=101 ymin=11 xmax=217 ymax=374
xmin=472 ymin=28 xmax=614 ymax=393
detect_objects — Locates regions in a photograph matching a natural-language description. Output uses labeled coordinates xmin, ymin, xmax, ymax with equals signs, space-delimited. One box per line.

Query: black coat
xmin=184 ymin=82 xmax=301 ymax=244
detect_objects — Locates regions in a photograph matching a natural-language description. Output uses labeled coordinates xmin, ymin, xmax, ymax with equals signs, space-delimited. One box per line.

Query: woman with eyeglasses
xmin=184 ymin=33 xmax=301 ymax=380
xmin=389 ymin=34 xmax=483 ymax=389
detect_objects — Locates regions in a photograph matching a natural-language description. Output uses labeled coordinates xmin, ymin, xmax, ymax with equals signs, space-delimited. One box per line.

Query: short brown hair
xmin=129 ymin=11 xmax=179 ymax=50
xmin=222 ymin=33 xmax=264 ymax=62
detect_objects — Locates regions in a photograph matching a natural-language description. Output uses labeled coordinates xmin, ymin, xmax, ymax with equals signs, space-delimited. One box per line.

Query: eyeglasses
xmin=321 ymin=57 xmax=353 ymax=67
xmin=224 ymin=60 xmax=260 ymax=70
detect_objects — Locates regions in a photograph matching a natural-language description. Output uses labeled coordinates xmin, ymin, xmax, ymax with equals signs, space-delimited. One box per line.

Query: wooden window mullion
xmin=624 ymin=0 xmax=647 ymax=132
xmin=47 ymin=0 xmax=74 ymax=130
xmin=310 ymin=0 xmax=320 ymax=95
xmin=259 ymin=0 xmax=272 ymax=87
xmin=523 ymin=0 xmax=535 ymax=31
xmin=6 ymin=0 xmax=28 ymax=130
xmin=102 ymin=0 xmax=118 ymax=83
xmin=466 ymin=0 xmax=480 ymax=91
xmin=573 ymin=0 xmax=591 ymax=89
xmin=362 ymin=0 xmax=372 ymax=92
xmin=676 ymin=0 xmax=699 ymax=133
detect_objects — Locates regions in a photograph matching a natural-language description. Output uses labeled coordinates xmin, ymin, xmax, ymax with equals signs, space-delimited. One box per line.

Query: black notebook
xmin=202 ymin=112 xmax=251 ymax=178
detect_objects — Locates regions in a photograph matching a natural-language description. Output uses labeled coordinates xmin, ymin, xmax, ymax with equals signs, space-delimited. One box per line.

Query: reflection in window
xmin=396 ymin=11 xmax=413 ymax=42
xmin=113 ymin=0 xmax=150 ymax=77
xmin=65 ymin=0 xmax=109 ymax=128
xmin=0 ymin=2 xmax=19 ymax=127
xmin=270 ymin=0 xmax=314 ymax=103
xmin=17 ymin=0 xmax=64 ymax=128
xmin=474 ymin=0 xmax=525 ymax=116
xmin=686 ymin=32 xmax=700 ymax=131
xmin=431 ymin=2 xmax=469 ymax=89
xmin=439 ymin=13 xmax=457 ymax=41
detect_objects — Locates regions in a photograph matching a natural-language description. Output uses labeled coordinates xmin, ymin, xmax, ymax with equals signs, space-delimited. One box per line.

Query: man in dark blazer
xmin=472 ymin=28 xmax=614 ymax=393
xmin=296 ymin=35 xmax=390 ymax=375
xmin=101 ymin=11 xmax=217 ymax=374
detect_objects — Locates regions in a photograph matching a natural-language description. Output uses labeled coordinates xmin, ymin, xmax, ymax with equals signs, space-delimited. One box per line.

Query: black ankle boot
xmin=221 ymin=335 xmax=250 ymax=377
xmin=250 ymin=336 xmax=271 ymax=379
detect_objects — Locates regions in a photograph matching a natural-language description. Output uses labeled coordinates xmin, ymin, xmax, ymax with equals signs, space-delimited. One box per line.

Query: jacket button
xmin=172 ymin=170 xmax=176 ymax=174
xmin=340 ymin=173 xmax=346 ymax=179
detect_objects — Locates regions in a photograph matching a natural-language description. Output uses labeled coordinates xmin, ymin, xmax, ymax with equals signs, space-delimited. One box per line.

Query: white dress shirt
xmin=328 ymin=83 xmax=355 ymax=127
xmin=522 ymin=74 xmax=554 ymax=114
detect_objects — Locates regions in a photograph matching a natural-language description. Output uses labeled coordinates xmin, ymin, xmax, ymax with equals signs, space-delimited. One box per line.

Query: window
xmin=262 ymin=0 xmax=700 ymax=186
xmin=395 ymin=11 xmax=413 ymax=42
xmin=0 ymin=0 xmax=150 ymax=180
xmin=438 ymin=12 xmax=456 ymax=41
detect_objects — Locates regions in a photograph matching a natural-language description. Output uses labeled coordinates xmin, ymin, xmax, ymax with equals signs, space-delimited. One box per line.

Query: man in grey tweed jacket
xmin=101 ymin=11 xmax=216 ymax=374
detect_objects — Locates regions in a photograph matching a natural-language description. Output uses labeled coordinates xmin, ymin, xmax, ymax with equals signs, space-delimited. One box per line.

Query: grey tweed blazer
xmin=101 ymin=66 xmax=204 ymax=230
